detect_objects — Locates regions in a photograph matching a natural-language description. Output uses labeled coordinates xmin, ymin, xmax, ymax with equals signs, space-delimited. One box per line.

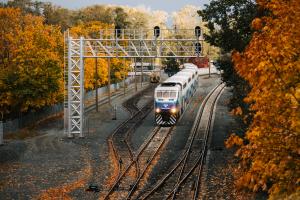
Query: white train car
xmin=181 ymin=68 xmax=199 ymax=92
xmin=154 ymin=63 xmax=199 ymax=126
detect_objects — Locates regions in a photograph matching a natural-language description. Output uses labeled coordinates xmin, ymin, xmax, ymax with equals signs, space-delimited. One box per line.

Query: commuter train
xmin=154 ymin=63 xmax=199 ymax=125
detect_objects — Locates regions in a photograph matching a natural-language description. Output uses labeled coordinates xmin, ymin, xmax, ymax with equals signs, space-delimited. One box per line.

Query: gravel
xmin=0 ymin=73 xmax=267 ymax=200
xmin=200 ymin=87 xmax=267 ymax=200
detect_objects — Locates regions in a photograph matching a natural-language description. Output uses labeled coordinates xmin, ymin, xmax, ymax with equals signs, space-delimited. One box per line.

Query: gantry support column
xmin=67 ymin=37 xmax=85 ymax=138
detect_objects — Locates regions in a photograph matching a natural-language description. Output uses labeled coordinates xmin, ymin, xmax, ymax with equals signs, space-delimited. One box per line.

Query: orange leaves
xmin=251 ymin=18 xmax=263 ymax=30
xmin=69 ymin=21 xmax=112 ymax=38
xmin=69 ymin=22 xmax=130 ymax=91
xmin=231 ymin=0 xmax=300 ymax=198
xmin=230 ymin=106 xmax=243 ymax=116
xmin=225 ymin=134 xmax=243 ymax=148
xmin=0 ymin=8 xmax=63 ymax=116
xmin=84 ymin=58 xmax=109 ymax=90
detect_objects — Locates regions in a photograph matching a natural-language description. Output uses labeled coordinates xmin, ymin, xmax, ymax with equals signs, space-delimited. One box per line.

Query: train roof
xmin=183 ymin=63 xmax=198 ymax=70
xmin=164 ymin=76 xmax=188 ymax=87
xmin=166 ymin=75 xmax=188 ymax=83
xmin=176 ymin=71 xmax=194 ymax=76
xmin=155 ymin=84 xmax=181 ymax=91
xmin=181 ymin=68 xmax=197 ymax=73
xmin=181 ymin=69 xmax=197 ymax=76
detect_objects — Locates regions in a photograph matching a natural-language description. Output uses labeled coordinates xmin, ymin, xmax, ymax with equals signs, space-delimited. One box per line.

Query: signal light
xmin=115 ymin=25 xmax=121 ymax=38
xmin=195 ymin=26 xmax=201 ymax=38
xmin=154 ymin=26 xmax=160 ymax=38
xmin=195 ymin=42 xmax=202 ymax=54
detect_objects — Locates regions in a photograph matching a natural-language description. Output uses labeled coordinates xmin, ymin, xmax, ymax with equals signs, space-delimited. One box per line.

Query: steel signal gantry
xmin=66 ymin=28 xmax=204 ymax=138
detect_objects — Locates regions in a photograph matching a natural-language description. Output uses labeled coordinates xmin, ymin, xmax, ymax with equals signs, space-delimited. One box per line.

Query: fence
xmin=3 ymin=104 xmax=63 ymax=135
xmin=2 ymin=76 xmax=143 ymax=136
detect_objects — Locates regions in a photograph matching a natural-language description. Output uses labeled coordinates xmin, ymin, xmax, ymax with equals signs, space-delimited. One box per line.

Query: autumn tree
xmin=69 ymin=22 xmax=130 ymax=90
xmin=228 ymin=0 xmax=300 ymax=199
xmin=1 ymin=0 xmax=43 ymax=15
xmin=0 ymin=8 xmax=63 ymax=119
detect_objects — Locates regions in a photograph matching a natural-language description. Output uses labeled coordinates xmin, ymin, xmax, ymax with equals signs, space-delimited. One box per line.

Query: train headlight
xmin=155 ymin=108 xmax=161 ymax=113
xmin=170 ymin=107 xmax=177 ymax=114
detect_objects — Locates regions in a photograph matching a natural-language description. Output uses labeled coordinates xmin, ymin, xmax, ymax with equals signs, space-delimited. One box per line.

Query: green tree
xmin=42 ymin=3 xmax=72 ymax=31
xmin=162 ymin=52 xmax=180 ymax=76
xmin=198 ymin=0 xmax=259 ymax=127
xmin=114 ymin=7 xmax=131 ymax=29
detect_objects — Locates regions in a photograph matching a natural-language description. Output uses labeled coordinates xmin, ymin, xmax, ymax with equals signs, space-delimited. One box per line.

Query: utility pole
xmin=123 ymin=57 xmax=126 ymax=95
xmin=108 ymin=58 xmax=111 ymax=106
xmin=141 ymin=58 xmax=143 ymax=88
xmin=95 ymin=53 xmax=99 ymax=112
xmin=134 ymin=58 xmax=137 ymax=91
xmin=208 ymin=45 xmax=211 ymax=78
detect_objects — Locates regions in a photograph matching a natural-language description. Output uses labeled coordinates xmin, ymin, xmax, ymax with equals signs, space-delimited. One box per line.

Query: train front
xmin=154 ymin=86 xmax=181 ymax=126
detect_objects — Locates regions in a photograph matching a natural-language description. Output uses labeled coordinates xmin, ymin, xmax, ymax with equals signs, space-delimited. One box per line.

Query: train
xmin=154 ymin=63 xmax=199 ymax=126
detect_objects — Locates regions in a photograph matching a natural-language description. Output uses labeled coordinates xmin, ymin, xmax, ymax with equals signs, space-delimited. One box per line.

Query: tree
xmin=0 ymin=8 xmax=63 ymax=119
xmin=113 ymin=7 xmax=130 ymax=29
xmin=73 ymin=5 xmax=114 ymax=26
xmin=42 ymin=3 xmax=72 ymax=31
xmin=69 ymin=22 xmax=130 ymax=90
xmin=110 ymin=58 xmax=130 ymax=83
xmin=198 ymin=0 xmax=259 ymax=128
xmin=172 ymin=5 xmax=219 ymax=60
xmin=162 ymin=52 xmax=180 ymax=76
xmin=1 ymin=0 xmax=42 ymax=15
xmin=227 ymin=0 xmax=300 ymax=198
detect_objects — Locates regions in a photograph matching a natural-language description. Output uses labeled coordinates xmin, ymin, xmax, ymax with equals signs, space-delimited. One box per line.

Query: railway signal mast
xmin=66 ymin=27 xmax=204 ymax=138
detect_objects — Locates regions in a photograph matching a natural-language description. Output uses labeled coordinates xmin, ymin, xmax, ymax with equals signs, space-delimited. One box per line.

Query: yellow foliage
xmin=232 ymin=0 xmax=300 ymax=198
xmin=69 ymin=21 xmax=112 ymax=38
xmin=225 ymin=134 xmax=244 ymax=148
xmin=231 ymin=106 xmax=243 ymax=116
xmin=0 ymin=8 xmax=63 ymax=116
xmin=69 ymin=22 xmax=130 ymax=91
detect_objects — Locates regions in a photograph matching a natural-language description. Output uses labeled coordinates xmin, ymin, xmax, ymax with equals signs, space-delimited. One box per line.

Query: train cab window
xmin=192 ymin=74 xmax=195 ymax=79
xmin=183 ymin=83 xmax=187 ymax=89
xmin=188 ymin=78 xmax=191 ymax=82
xmin=170 ymin=91 xmax=177 ymax=98
xmin=161 ymin=82 xmax=176 ymax=87
xmin=163 ymin=91 xmax=170 ymax=98
xmin=156 ymin=91 xmax=163 ymax=98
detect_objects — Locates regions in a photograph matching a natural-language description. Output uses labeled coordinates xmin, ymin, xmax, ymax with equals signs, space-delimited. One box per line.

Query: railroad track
xmin=104 ymin=126 xmax=173 ymax=200
xmin=136 ymin=83 xmax=226 ymax=200
xmin=104 ymin=85 xmax=159 ymax=199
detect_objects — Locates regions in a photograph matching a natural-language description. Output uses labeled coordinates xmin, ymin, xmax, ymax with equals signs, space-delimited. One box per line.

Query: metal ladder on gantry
xmin=65 ymin=27 xmax=204 ymax=138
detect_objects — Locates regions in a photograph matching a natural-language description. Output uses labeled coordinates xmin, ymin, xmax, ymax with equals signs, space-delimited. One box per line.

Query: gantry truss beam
xmin=74 ymin=29 xmax=204 ymax=58
xmin=66 ymin=29 xmax=204 ymax=137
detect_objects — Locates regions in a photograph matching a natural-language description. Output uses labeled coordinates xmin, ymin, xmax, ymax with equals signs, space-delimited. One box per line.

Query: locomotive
xmin=154 ymin=63 xmax=199 ymax=126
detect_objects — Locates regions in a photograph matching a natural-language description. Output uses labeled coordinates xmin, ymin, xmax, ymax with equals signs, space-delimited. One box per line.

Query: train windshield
xmin=156 ymin=91 xmax=177 ymax=99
